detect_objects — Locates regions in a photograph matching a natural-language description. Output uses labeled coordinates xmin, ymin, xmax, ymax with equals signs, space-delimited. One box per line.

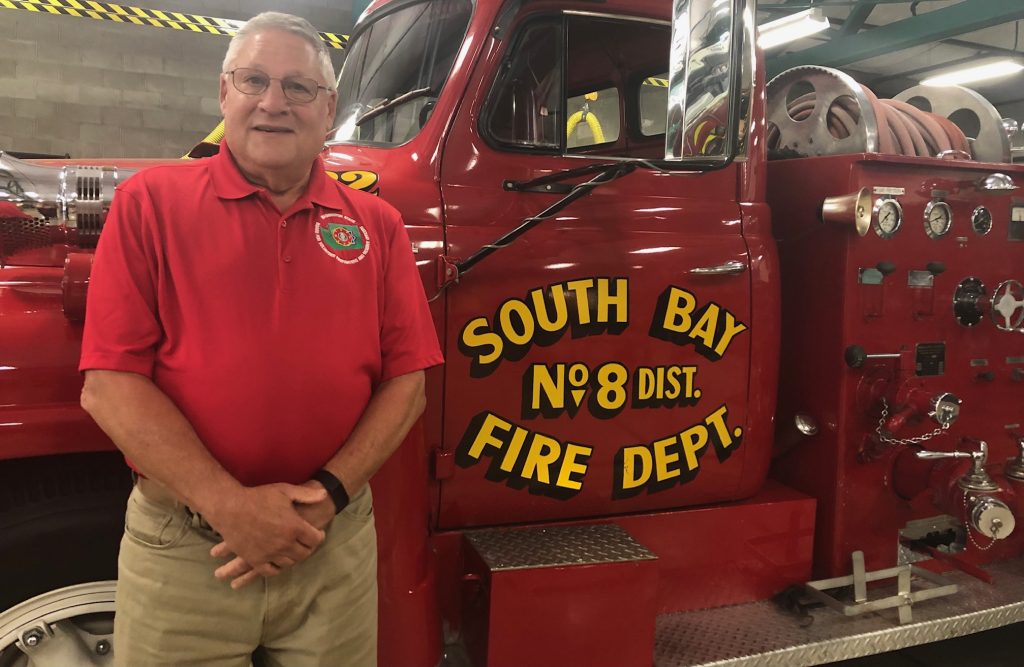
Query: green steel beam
xmin=766 ymin=0 xmax=1024 ymax=80
xmin=837 ymin=1 xmax=877 ymax=36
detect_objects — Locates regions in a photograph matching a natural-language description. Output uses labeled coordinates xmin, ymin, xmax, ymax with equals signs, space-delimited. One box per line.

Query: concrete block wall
xmin=0 ymin=1 xmax=353 ymax=158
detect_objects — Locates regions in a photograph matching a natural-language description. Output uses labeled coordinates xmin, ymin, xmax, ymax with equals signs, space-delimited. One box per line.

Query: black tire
xmin=0 ymin=452 xmax=132 ymax=611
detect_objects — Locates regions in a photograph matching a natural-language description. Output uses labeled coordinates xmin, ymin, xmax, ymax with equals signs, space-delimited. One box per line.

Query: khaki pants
xmin=113 ymin=483 xmax=377 ymax=667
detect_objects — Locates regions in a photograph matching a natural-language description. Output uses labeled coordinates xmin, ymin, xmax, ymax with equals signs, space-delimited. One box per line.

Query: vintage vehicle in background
xmin=2 ymin=0 xmax=1023 ymax=665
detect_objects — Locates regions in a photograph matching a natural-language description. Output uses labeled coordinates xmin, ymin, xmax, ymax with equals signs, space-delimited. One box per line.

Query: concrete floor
xmin=835 ymin=622 xmax=1024 ymax=666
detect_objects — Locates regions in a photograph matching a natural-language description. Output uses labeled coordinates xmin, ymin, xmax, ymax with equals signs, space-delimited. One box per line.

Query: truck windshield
xmin=329 ymin=0 xmax=473 ymax=146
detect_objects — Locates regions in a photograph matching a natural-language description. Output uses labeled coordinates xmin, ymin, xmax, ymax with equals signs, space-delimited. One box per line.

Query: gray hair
xmin=223 ymin=12 xmax=335 ymax=87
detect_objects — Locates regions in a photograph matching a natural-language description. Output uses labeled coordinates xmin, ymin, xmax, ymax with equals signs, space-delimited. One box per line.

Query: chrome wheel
xmin=0 ymin=582 xmax=115 ymax=667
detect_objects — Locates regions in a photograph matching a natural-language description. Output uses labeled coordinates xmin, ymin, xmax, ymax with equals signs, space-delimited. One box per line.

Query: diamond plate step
xmin=655 ymin=558 xmax=1024 ymax=667
xmin=464 ymin=524 xmax=656 ymax=571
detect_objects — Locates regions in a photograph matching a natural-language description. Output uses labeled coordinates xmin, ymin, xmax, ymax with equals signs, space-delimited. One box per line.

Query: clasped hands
xmin=206 ymin=480 xmax=336 ymax=589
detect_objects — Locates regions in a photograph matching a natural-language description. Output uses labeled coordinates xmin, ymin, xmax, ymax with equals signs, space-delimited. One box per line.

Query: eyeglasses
xmin=226 ymin=68 xmax=331 ymax=104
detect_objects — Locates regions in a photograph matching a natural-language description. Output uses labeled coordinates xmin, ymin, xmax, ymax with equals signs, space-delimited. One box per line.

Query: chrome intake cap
xmin=0 ymin=151 xmax=136 ymax=257
xmin=60 ymin=164 xmax=124 ymax=243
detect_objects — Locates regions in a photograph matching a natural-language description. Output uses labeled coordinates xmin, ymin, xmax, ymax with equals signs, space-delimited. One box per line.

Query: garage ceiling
xmin=758 ymin=1 xmax=1024 ymax=112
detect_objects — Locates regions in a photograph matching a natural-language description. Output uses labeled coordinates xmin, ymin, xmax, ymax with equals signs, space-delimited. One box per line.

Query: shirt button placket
xmin=278 ymin=218 xmax=290 ymax=291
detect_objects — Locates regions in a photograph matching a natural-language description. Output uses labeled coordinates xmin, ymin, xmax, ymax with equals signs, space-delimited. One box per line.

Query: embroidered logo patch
xmin=315 ymin=212 xmax=370 ymax=264
xmin=321 ymin=223 xmax=363 ymax=250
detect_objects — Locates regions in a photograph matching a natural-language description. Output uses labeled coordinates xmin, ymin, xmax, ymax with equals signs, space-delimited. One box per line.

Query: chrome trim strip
xmin=563 ymin=10 xmax=669 ymax=26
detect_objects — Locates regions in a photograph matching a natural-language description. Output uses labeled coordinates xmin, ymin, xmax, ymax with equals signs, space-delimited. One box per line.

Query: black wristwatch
xmin=311 ymin=469 xmax=350 ymax=514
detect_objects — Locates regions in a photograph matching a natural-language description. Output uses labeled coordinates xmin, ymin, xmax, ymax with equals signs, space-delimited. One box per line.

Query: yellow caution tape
xmin=3 ymin=0 xmax=666 ymax=69
xmin=0 ymin=0 xmax=348 ymax=48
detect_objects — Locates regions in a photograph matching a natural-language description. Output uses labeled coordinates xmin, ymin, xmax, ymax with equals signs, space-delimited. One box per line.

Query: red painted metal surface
xmin=769 ymin=154 xmax=1024 ymax=577
xmin=0 ymin=265 xmax=111 ymax=459
xmin=435 ymin=0 xmax=772 ymax=529
xmin=61 ymin=251 xmax=92 ymax=321
xmin=431 ymin=481 xmax=815 ymax=641
xmin=461 ymin=547 xmax=659 ymax=667
xmin=621 ymin=480 xmax=814 ymax=613
xmin=370 ymin=420 xmax=443 ymax=666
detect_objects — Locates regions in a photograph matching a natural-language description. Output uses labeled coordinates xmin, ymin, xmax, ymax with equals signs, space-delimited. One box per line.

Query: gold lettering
xmin=498 ymin=300 xmax=535 ymax=346
xmin=461 ymin=318 xmax=503 ymax=366
xmin=530 ymin=285 xmax=569 ymax=332
xmin=682 ymin=366 xmax=697 ymax=397
xmin=714 ymin=311 xmax=748 ymax=357
xmin=597 ymin=278 xmax=629 ymax=324
xmin=556 ymin=443 xmax=592 ymax=490
xmin=521 ymin=434 xmax=561 ymax=484
xmin=664 ymin=366 xmax=681 ymax=399
xmin=468 ymin=413 xmax=512 ymax=459
xmin=662 ymin=288 xmax=696 ymax=333
xmin=637 ymin=368 xmax=655 ymax=400
xmin=499 ymin=426 xmax=529 ymax=473
xmin=688 ymin=303 xmax=720 ymax=350
xmin=565 ymin=278 xmax=595 ymax=325
xmin=620 ymin=446 xmax=652 ymax=489
xmin=679 ymin=423 xmax=709 ymax=471
xmin=705 ymin=405 xmax=736 ymax=450
xmin=531 ymin=364 xmax=564 ymax=411
xmin=653 ymin=437 xmax=681 ymax=481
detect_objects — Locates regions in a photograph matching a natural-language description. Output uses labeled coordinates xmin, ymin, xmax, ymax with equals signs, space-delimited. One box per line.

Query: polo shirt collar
xmin=209 ymin=141 xmax=346 ymax=211
xmin=304 ymin=155 xmax=346 ymax=210
xmin=209 ymin=141 xmax=261 ymax=200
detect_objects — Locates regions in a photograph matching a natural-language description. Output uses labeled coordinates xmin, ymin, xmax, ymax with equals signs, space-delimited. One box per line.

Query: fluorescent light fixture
xmin=758 ymin=9 xmax=830 ymax=50
xmin=921 ymin=60 xmax=1024 ymax=86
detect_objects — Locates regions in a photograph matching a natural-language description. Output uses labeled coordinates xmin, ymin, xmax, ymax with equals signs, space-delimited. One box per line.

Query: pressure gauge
xmin=971 ymin=205 xmax=993 ymax=235
xmin=924 ymin=200 xmax=953 ymax=239
xmin=872 ymin=198 xmax=902 ymax=238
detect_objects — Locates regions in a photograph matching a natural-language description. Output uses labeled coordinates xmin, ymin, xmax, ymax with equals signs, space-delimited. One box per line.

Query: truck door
xmin=438 ymin=8 xmax=756 ymax=528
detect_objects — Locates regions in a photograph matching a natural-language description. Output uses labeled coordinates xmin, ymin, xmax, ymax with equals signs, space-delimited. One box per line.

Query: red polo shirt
xmin=80 ymin=143 xmax=443 ymax=486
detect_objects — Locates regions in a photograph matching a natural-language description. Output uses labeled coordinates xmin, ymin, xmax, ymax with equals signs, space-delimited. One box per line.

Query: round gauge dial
xmin=872 ymin=198 xmax=903 ymax=238
xmin=924 ymin=201 xmax=953 ymax=239
xmin=971 ymin=205 xmax=993 ymax=235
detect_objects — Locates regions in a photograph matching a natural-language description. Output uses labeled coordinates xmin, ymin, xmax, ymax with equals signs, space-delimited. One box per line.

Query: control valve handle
xmin=916 ymin=440 xmax=997 ymax=491
xmin=844 ymin=345 xmax=900 ymax=369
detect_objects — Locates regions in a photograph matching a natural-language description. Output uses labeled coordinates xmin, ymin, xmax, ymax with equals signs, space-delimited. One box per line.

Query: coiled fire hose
xmin=767 ymin=86 xmax=971 ymax=159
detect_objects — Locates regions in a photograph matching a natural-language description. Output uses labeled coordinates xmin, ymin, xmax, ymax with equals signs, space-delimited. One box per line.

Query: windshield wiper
xmin=455 ymin=161 xmax=643 ymax=278
xmin=427 ymin=160 xmax=676 ymax=299
xmin=501 ymin=161 xmax=662 ymax=194
xmin=355 ymin=87 xmax=433 ymax=126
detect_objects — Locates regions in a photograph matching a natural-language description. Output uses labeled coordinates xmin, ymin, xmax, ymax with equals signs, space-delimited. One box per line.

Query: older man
xmin=80 ymin=12 xmax=442 ymax=667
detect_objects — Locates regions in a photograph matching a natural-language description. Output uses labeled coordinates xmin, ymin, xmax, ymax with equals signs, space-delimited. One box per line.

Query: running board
xmin=655 ymin=557 xmax=1024 ymax=667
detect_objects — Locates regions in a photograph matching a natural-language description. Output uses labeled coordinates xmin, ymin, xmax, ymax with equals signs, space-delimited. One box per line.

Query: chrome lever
xmin=916 ymin=441 xmax=999 ymax=492
xmin=688 ymin=260 xmax=746 ymax=276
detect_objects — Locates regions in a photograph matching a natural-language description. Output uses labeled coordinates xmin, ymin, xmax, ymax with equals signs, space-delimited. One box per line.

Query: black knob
xmin=845 ymin=345 xmax=867 ymax=369
xmin=876 ymin=261 xmax=897 ymax=276
xmin=976 ymin=371 xmax=995 ymax=382
xmin=926 ymin=262 xmax=946 ymax=275
xmin=1012 ymin=368 xmax=1024 ymax=382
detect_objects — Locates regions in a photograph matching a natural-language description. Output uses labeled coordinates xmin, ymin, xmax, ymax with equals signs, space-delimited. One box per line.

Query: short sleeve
xmin=378 ymin=207 xmax=444 ymax=382
xmin=79 ymin=183 xmax=163 ymax=376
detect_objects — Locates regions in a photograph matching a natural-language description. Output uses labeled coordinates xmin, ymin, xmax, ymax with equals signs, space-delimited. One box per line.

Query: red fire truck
xmin=2 ymin=0 xmax=1024 ymax=665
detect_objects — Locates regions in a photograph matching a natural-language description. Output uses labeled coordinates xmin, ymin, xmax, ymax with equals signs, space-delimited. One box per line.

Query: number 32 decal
xmin=326 ymin=170 xmax=380 ymax=195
